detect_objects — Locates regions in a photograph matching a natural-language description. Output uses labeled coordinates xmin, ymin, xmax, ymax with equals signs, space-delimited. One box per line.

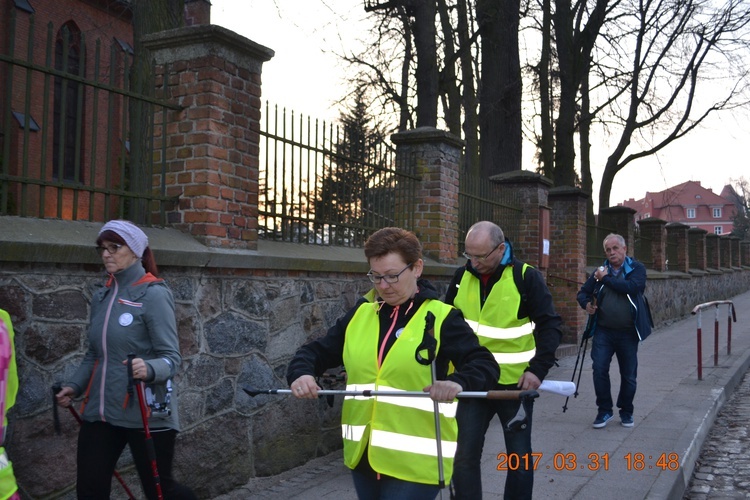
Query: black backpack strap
xmin=512 ymin=260 xmax=529 ymax=318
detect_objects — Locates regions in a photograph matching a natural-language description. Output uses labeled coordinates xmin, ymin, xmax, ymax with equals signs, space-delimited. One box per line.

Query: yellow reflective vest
xmin=0 ymin=310 xmax=19 ymax=500
xmin=453 ymin=265 xmax=536 ymax=385
xmin=341 ymin=299 xmax=458 ymax=485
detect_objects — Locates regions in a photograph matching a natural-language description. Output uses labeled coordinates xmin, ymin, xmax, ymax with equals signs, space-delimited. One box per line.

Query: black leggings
xmin=77 ymin=421 xmax=196 ymax=500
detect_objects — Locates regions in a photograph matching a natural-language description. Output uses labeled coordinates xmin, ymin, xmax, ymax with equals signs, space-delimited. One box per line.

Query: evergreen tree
xmin=314 ymin=90 xmax=390 ymax=246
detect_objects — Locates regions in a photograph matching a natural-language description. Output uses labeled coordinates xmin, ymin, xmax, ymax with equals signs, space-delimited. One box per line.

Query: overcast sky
xmin=211 ymin=0 xmax=748 ymax=209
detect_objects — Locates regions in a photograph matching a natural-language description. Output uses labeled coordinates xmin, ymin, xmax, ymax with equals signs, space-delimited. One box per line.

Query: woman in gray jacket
xmin=56 ymin=220 xmax=194 ymax=499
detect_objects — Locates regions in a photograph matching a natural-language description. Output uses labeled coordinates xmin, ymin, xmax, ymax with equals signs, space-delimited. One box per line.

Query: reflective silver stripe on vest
xmin=342 ymin=424 xmax=367 ymax=442
xmin=0 ymin=450 xmax=9 ymax=470
xmin=344 ymin=384 xmax=457 ymax=418
xmin=492 ymin=349 xmax=536 ymax=365
xmin=464 ymin=319 xmax=535 ymax=339
xmin=371 ymin=429 xmax=457 ymax=458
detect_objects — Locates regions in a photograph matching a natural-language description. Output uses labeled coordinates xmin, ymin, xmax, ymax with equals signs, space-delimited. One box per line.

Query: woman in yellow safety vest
xmin=0 ymin=309 xmax=20 ymax=500
xmin=287 ymin=227 xmax=498 ymax=500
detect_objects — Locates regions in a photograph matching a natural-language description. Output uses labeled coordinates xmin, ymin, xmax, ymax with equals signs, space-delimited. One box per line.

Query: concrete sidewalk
xmin=217 ymin=290 xmax=750 ymax=500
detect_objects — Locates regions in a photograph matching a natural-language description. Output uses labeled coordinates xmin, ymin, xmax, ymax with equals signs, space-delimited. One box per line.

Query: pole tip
xmin=242 ymin=386 xmax=261 ymax=397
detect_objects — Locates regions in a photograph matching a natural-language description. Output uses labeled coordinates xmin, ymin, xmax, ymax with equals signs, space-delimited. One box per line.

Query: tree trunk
xmin=457 ymin=0 xmax=479 ymax=175
xmin=477 ymin=0 xmax=522 ymax=178
xmin=409 ymin=0 xmax=439 ymax=127
xmin=437 ymin=0 xmax=461 ymax=136
xmin=552 ymin=0 xmax=576 ymax=187
xmin=398 ymin=9 xmax=415 ymax=131
xmin=579 ymin=67 xmax=594 ymax=224
xmin=539 ymin=0 xmax=554 ymax=179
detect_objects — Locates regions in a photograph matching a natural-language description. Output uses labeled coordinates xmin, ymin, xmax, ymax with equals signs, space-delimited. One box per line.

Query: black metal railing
xmin=586 ymin=223 xmax=618 ymax=266
xmin=458 ymin=172 xmax=521 ymax=252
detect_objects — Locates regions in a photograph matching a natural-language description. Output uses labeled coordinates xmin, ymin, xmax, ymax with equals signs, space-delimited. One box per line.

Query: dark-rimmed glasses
xmin=367 ymin=263 xmax=413 ymax=285
xmin=96 ymin=243 xmax=124 ymax=256
xmin=463 ymin=244 xmax=501 ymax=263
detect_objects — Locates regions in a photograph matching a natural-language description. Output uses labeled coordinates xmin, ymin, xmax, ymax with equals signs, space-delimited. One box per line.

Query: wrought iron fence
xmin=458 ymin=172 xmax=521 ymax=253
xmin=258 ymin=102 xmax=524 ymax=248
xmin=634 ymin=226 xmax=654 ymax=269
xmin=689 ymin=238 xmax=699 ymax=268
xmin=666 ymin=239 xmax=679 ymax=271
xmin=258 ymin=102 xmax=420 ymax=246
xmin=0 ymin=11 xmax=179 ymax=224
xmin=586 ymin=223 xmax=618 ymax=266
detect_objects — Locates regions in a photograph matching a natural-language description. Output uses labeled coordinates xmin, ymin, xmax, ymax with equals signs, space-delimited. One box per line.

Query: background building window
xmin=53 ymin=22 xmax=85 ymax=183
xmin=686 ymin=208 xmax=696 ymax=218
xmin=714 ymin=226 xmax=723 ymax=235
xmin=713 ymin=208 xmax=722 ymax=218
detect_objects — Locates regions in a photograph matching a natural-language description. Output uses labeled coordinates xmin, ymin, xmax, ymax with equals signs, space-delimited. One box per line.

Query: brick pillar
xmin=665 ymin=222 xmax=690 ymax=273
xmin=184 ymin=0 xmax=211 ymax=26
xmin=599 ymin=206 xmax=637 ymax=250
xmin=688 ymin=228 xmax=707 ymax=270
xmin=721 ymin=236 xmax=732 ymax=269
xmin=548 ymin=186 xmax=589 ymax=344
xmin=143 ymin=25 xmax=274 ymax=249
xmin=637 ymin=218 xmax=667 ymax=271
xmin=706 ymin=233 xmax=720 ymax=269
xmin=491 ymin=170 xmax=552 ymax=267
xmin=391 ymin=127 xmax=462 ymax=264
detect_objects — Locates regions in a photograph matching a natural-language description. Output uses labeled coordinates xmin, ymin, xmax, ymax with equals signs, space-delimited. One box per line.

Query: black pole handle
xmin=127 ymin=353 xmax=136 ymax=400
xmin=51 ymin=384 xmax=62 ymax=434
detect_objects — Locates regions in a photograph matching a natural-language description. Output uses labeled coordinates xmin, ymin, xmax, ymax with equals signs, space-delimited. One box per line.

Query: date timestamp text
xmin=496 ymin=452 xmax=680 ymax=472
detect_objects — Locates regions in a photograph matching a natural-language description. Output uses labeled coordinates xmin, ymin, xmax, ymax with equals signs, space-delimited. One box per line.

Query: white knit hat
xmin=99 ymin=220 xmax=148 ymax=258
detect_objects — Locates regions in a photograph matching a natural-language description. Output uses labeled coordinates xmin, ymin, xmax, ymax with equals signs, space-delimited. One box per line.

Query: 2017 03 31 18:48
xmin=496 ymin=452 xmax=680 ymax=471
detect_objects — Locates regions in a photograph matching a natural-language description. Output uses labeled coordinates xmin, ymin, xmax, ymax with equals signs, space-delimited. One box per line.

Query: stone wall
xmin=2 ymin=261 xmax=366 ymax=498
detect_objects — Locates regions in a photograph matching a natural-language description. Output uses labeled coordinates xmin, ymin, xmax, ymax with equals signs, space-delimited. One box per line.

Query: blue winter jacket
xmin=576 ymin=256 xmax=653 ymax=341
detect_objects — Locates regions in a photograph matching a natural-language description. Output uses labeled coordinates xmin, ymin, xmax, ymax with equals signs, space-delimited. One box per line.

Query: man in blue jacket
xmin=577 ymin=233 xmax=653 ymax=429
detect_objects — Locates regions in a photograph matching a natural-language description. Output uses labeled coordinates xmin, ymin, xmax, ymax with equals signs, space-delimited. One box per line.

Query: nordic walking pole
xmin=52 ymin=386 xmax=137 ymax=500
xmin=562 ymin=334 xmax=587 ymax=413
xmin=128 ymin=354 xmax=164 ymax=500
xmin=415 ymin=311 xmax=445 ymax=489
xmin=563 ymin=296 xmax=596 ymax=412
xmin=243 ymin=380 xmax=574 ymax=400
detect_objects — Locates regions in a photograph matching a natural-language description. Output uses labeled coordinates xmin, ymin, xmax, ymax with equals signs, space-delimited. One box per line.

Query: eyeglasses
xmin=96 ymin=243 xmax=124 ymax=256
xmin=367 ymin=263 xmax=413 ymax=285
xmin=463 ymin=244 xmax=501 ymax=263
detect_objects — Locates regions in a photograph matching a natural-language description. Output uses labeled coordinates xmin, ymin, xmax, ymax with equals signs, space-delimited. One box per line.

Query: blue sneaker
xmin=592 ymin=412 xmax=612 ymax=428
xmin=620 ymin=414 xmax=634 ymax=427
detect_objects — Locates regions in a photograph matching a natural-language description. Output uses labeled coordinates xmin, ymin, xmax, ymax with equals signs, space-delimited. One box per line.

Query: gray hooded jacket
xmin=67 ymin=261 xmax=181 ymax=430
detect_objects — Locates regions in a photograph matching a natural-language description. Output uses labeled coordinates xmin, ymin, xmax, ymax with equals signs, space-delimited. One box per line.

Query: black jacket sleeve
xmin=444 ymin=267 xmax=464 ymax=306
xmin=436 ymin=309 xmax=499 ymax=391
xmin=524 ymin=266 xmax=562 ymax=381
xmin=602 ymin=260 xmax=647 ymax=296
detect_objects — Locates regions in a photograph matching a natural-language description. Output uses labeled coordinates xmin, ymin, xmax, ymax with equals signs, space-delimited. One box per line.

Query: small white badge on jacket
xmin=119 ymin=313 xmax=134 ymax=326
